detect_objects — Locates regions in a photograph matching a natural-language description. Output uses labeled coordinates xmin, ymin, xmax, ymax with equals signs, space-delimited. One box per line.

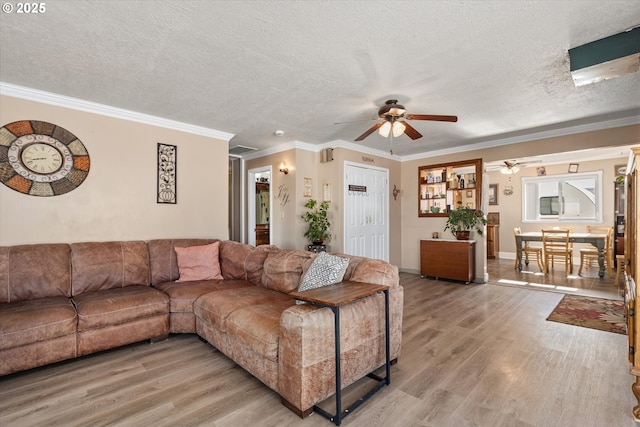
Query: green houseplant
xmin=444 ymin=201 xmax=487 ymax=240
xmin=301 ymin=199 xmax=331 ymax=243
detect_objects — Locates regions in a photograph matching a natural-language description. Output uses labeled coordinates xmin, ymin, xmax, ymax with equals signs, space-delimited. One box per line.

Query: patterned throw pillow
xmin=297 ymin=251 xmax=349 ymax=292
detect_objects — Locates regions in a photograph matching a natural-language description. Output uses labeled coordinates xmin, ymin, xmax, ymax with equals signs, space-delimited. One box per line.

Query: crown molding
xmin=0 ymin=82 xmax=235 ymax=141
xmin=400 ymin=114 xmax=640 ymax=162
xmin=243 ymin=138 xmax=399 ymax=161
xmin=241 ymin=113 xmax=640 ymax=162
xmin=241 ymin=140 xmax=320 ymax=160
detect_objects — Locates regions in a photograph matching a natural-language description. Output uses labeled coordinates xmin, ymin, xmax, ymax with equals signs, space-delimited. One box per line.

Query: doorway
xmin=247 ymin=166 xmax=272 ymax=246
xmin=228 ymin=157 xmax=243 ymax=242
xmin=343 ymin=162 xmax=389 ymax=261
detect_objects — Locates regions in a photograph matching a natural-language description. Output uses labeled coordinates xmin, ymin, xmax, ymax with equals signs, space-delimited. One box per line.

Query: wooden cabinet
xmin=625 ymin=147 xmax=640 ymax=420
xmin=255 ymin=224 xmax=269 ymax=246
xmin=418 ymin=159 xmax=482 ymax=217
xmin=420 ymin=239 xmax=476 ymax=284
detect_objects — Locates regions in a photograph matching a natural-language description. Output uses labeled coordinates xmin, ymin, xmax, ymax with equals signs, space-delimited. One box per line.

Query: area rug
xmin=546 ymin=294 xmax=627 ymax=335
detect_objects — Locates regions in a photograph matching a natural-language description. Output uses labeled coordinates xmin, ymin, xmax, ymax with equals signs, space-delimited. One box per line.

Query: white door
xmin=344 ymin=163 xmax=389 ymax=261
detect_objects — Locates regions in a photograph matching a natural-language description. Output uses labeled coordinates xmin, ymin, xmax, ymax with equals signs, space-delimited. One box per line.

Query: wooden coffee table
xmin=290 ymin=281 xmax=391 ymax=426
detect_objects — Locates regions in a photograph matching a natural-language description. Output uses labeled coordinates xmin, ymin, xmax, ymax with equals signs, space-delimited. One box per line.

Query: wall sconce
xmin=392 ymin=184 xmax=400 ymax=200
xmin=279 ymin=163 xmax=289 ymax=174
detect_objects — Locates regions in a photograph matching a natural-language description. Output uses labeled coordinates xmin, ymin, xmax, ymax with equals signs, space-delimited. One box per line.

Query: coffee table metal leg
xmin=333 ymin=306 xmax=342 ymax=425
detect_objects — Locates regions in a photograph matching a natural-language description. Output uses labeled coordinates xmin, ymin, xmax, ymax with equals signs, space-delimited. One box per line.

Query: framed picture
xmin=466 ymin=190 xmax=473 ymax=198
xmin=157 ymin=143 xmax=177 ymax=204
xmin=568 ymin=163 xmax=579 ymax=173
xmin=536 ymin=166 xmax=546 ymax=176
xmin=488 ymin=183 xmax=498 ymax=205
xmin=303 ymin=177 xmax=312 ymax=197
xmin=323 ymin=183 xmax=332 ymax=203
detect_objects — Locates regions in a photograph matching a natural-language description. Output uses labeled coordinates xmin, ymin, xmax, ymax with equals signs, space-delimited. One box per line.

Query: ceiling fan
xmin=491 ymin=160 xmax=541 ymax=174
xmin=351 ymin=99 xmax=458 ymax=143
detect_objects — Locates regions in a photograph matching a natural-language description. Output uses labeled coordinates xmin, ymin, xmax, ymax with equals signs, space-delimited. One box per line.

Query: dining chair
xmin=542 ymin=228 xmax=573 ymax=275
xmin=513 ymin=227 xmax=544 ymax=271
xmin=578 ymin=226 xmax=613 ymax=277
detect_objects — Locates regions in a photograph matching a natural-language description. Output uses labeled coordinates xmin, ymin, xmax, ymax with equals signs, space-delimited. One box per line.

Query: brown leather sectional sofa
xmin=0 ymin=238 xmax=403 ymax=416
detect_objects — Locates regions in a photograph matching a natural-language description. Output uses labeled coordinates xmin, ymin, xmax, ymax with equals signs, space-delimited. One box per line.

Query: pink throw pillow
xmin=175 ymin=242 xmax=223 ymax=282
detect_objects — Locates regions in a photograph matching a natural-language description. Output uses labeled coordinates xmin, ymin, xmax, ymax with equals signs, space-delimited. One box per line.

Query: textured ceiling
xmin=1 ymin=0 xmax=639 ymax=157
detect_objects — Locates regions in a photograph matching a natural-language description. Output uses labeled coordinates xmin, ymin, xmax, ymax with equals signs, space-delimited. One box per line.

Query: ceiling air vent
xmin=229 ymin=145 xmax=258 ymax=157
xmin=569 ymin=26 xmax=640 ymax=87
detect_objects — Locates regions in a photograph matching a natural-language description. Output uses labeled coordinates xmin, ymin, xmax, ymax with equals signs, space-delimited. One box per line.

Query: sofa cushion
xmin=155 ymin=279 xmax=254 ymax=313
xmin=219 ymin=240 xmax=253 ymax=280
xmin=73 ymin=286 xmax=169 ymax=331
xmin=245 ymin=245 xmax=279 ymax=285
xmin=226 ymin=300 xmax=294 ymax=362
xmin=0 ymin=244 xmax=71 ymax=303
xmin=71 ymin=241 xmax=150 ymax=295
xmin=0 ymin=296 xmax=77 ymax=350
xmin=297 ymin=252 xmax=349 ymax=292
xmin=148 ymin=239 xmax=218 ymax=285
xmin=194 ymin=286 xmax=292 ymax=333
xmin=348 ymin=257 xmax=399 ymax=286
xmin=261 ymin=250 xmax=315 ymax=293
xmin=175 ymin=242 xmax=223 ymax=282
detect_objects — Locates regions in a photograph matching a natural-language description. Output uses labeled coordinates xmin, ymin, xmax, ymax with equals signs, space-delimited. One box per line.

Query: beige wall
xmin=402 ymin=153 xmax=489 ymax=279
xmin=0 ymin=95 xmax=229 ymax=245
xmin=246 ymin=146 xmax=403 ymax=265
xmin=246 ymin=148 xmax=308 ymax=250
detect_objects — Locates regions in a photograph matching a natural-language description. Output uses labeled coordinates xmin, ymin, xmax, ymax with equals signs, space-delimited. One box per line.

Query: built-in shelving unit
xmin=418 ymin=158 xmax=483 ymax=217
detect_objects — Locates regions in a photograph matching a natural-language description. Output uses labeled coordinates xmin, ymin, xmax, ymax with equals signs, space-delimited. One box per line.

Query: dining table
xmin=515 ymin=231 xmax=609 ymax=278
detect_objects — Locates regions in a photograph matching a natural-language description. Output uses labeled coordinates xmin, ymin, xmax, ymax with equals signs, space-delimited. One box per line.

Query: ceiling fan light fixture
xmin=392 ymin=121 xmax=406 ymax=137
xmin=378 ymin=121 xmax=392 ymax=137
xmin=501 ymin=165 xmax=520 ymax=174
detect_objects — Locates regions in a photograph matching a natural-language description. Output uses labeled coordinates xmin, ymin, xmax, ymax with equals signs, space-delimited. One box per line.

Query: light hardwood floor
xmin=0 ymin=266 xmax=634 ymax=426
xmin=487 ymin=256 xmax=624 ymax=301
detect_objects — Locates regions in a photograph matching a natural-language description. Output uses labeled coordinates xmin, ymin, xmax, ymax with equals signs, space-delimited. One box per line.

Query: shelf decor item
xmin=301 ymin=199 xmax=331 ymax=244
xmin=444 ymin=202 xmax=487 ymax=240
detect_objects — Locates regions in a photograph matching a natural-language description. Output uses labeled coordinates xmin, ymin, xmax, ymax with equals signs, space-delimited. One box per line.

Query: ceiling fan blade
xmin=401 ymin=121 xmax=423 ymax=140
xmin=355 ymin=122 xmax=384 ymax=141
xmin=406 ymin=114 xmax=458 ymax=122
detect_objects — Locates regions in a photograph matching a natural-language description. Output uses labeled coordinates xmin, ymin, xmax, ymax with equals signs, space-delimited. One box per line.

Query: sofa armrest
xmin=277 ymin=285 xmax=403 ymax=413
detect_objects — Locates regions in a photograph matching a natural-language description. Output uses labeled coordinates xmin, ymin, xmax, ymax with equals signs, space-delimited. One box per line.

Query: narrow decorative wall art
xmin=157 ymin=143 xmax=177 ymax=204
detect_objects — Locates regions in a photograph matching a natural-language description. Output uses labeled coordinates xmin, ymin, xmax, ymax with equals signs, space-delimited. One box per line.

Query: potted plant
xmin=444 ymin=201 xmax=487 ymax=240
xmin=301 ymin=199 xmax=331 ymax=244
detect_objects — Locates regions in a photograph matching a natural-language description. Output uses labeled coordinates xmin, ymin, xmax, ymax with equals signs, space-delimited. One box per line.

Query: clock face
xmin=0 ymin=120 xmax=90 ymax=196
xmin=21 ymin=143 xmax=64 ymax=174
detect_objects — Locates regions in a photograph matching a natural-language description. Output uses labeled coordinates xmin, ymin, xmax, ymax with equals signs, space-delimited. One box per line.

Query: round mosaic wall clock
xmin=0 ymin=120 xmax=90 ymax=196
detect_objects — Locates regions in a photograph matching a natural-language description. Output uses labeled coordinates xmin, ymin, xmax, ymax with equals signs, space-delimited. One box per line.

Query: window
xmin=522 ymin=171 xmax=602 ymax=222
